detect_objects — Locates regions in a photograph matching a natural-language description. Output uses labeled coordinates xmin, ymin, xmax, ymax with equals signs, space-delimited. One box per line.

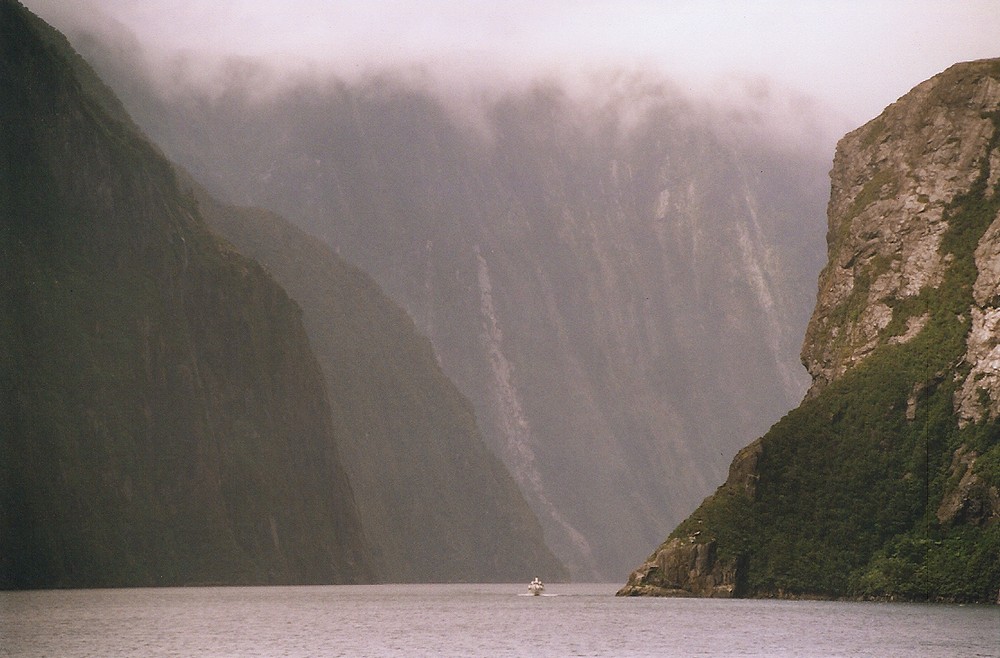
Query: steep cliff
xmin=619 ymin=59 xmax=1000 ymax=603
xmin=70 ymin=32 xmax=830 ymax=577
xmin=195 ymin=190 xmax=565 ymax=583
xmin=0 ymin=2 xmax=372 ymax=587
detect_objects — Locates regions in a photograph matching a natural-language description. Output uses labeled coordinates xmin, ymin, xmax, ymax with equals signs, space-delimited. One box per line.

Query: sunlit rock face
xmin=803 ymin=61 xmax=1000 ymax=399
xmin=801 ymin=55 xmax=1000 ymax=435
xmin=76 ymin=33 xmax=832 ymax=578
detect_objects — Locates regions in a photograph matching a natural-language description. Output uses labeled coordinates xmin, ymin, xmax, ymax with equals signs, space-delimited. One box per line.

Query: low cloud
xmin=24 ymin=0 xmax=1000 ymax=129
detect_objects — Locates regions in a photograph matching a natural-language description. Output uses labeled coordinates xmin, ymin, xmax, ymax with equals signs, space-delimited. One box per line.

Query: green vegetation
xmin=854 ymin=525 xmax=1000 ymax=601
xmin=670 ymin=474 xmax=754 ymax=566
xmin=859 ymin=117 xmax=888 ymax=150
xmin=845 ymin=168 xmax=898 ymax=223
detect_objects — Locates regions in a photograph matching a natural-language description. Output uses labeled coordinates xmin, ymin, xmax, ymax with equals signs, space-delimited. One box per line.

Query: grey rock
xmin=803 ymin=61 xmax=1000 ymax=398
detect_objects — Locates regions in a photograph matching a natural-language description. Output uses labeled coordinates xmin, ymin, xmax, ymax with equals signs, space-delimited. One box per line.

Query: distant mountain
xmin=1 ymin=1 xmax=372 ymax=587
xmin=619 ymin=59 xmax=1000 ymax=603
xmin=3 ymin=1 xmax=565 ymax=588
xmin=69 ymin=30 xmax=832 ymax=578
xmin=195 ymin=188 xmax=565 ymax=583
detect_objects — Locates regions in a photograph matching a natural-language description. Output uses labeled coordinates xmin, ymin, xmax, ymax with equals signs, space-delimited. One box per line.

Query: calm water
xmin=2 ymin=583 xmax=997 ymax=657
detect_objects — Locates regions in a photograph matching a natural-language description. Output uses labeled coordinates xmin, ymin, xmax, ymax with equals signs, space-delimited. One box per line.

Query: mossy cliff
xmin=0 ymin=1 xmax=373 ymax=587
xmin=619 ymin=59 xmax=1000 ymax=603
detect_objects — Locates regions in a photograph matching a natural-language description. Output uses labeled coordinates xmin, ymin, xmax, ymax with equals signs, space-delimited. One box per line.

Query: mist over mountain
xmin=63 ymin=23 xmax=835 ymax=579
xmin=3 ymin=1 xmax=565 ymax=587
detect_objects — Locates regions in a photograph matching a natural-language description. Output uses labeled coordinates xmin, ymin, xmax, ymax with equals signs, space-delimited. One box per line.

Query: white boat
xmin=528 ymin=577 xmax=544 ymax=596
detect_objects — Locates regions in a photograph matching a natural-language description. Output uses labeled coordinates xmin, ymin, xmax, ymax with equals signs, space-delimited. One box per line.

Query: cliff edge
xmin=619 ymin=59 xmax=1000 ymax=603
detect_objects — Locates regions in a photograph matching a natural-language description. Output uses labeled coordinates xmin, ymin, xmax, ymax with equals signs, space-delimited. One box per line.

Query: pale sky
xmin=22 ymin=0 xmax=1000 ymax=126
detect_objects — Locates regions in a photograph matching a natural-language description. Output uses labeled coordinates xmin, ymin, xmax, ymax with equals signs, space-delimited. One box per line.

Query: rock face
xmin=617 ymin=538 xmax=736 ymax=598
xmin=803 ymin=61 xmax=1000 ymax=398
xmin=1 ymin=2 xmax=373 ymax=588
xmin=956 ymin=205 xmax=1000 ymax=426
xmin=936 ymin=446 xmax=1000 ymax=527
xmin=196 ymin=191 xmax=566 ymax=583
xmin=71 ymin=35 xmax=831 ymax=577
xmin=619 ymin=59 xmax=1000 ymax=602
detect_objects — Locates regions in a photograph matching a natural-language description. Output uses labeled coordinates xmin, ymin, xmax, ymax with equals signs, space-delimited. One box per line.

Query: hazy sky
xmin=23 ymin=0 xmax=1000 ymax=126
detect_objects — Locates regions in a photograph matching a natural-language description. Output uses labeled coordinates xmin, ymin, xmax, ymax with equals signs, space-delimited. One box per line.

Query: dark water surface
xmin=2 ymin=583 xmax=997 ymax=656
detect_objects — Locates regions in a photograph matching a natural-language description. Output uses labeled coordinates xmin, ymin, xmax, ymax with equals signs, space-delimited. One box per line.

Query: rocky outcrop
xmin=936 ymin=445 xmax=1000 ymax=526
xmin=803 ymin=60 xmax=1000 ymax=397
xmin=724 ymin=438 xmax=764 ymax=498
xmin=617 ymin=537 xmax=736 ymax=597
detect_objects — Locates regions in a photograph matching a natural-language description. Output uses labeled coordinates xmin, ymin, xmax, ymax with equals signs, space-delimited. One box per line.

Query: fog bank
xmin=23 ymin=0 xmax=1000 ymax=129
